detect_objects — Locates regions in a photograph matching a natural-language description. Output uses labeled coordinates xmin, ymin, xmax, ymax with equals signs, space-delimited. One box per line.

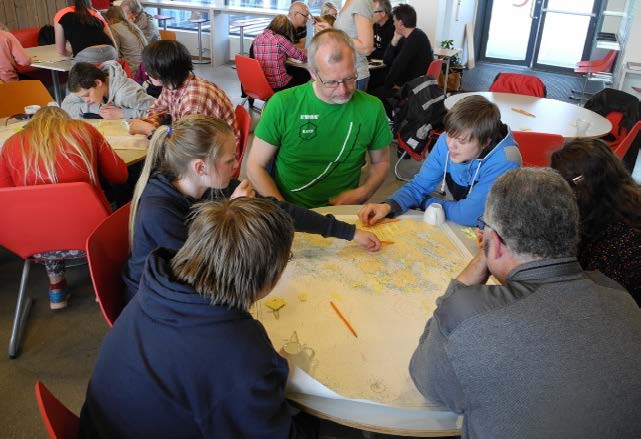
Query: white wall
xmin=407 ymin=0 xmax=439 ymax=43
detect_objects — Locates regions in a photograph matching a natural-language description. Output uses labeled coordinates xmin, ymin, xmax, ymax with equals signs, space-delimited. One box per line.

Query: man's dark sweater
xmin=124 ymin=175 xmax=355 ymax=301
xmin=383 ymin=27 xmax=433 ymax=89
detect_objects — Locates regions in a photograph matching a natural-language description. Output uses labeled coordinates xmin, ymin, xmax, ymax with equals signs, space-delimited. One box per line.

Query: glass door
xmin=480 ymin=0 xmax=601 ymax=71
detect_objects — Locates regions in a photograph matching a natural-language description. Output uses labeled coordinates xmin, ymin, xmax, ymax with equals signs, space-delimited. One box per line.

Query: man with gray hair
xmin=410 ymin=168 xmax=641 ymax=438
xmin=120 ymin=0 xmax=159 ymax=44
xmin=288 ymin=1 xmax=310 ymax=47
xmin=248 ymin=28 xmax=392 ymax=208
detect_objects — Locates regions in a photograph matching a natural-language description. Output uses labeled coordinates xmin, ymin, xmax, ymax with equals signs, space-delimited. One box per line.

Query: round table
xmin=444 ymin=92 xmax=612 ymax=138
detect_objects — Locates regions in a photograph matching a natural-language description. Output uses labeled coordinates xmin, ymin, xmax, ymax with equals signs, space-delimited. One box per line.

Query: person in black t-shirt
xmin=368 ymin=0 xmax=394 ymax=89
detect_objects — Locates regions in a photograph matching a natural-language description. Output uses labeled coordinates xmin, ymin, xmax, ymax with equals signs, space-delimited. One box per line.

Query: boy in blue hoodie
xmin=359 ymin=95 xmax=522 ymax=227
xmin=79 ymin=198 xmax=315 ymax=438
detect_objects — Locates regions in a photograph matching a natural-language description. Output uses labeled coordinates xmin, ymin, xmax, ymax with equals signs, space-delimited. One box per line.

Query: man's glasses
xmin=296 ymin=11 xmax=310 ymax=19
xmin=315 ymin=71 xmax=358 ymax=88
xmin=477 ymin=216 xmax=506 ymax=244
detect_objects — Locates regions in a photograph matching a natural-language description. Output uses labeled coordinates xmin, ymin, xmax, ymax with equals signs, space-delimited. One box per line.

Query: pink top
xmin=0 ymin=30 xmax=31 ymax=82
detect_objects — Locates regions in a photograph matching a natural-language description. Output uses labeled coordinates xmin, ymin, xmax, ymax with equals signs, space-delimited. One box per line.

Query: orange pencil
xmin=330 ymin=301 xmax=358 ymax=338
xmin=380 ymin=240 xmax=395 ymax=245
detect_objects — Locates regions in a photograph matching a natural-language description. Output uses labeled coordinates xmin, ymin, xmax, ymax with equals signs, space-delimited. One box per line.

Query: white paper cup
xmin=424 ymin=203 xmax=445 ymax=225
xmin=575 ymin=118 xmax=591 ymax=137
xmin=24 ymin=105 xmax=41 ymax=116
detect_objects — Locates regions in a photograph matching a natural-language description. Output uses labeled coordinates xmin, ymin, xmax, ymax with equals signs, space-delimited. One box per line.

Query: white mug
xmin=24 ymin=105 xmax=41 ymax=116
xmin=424 ymin=203 xmax=445 ymax=225
xmin=575 ymin=118 xmax=591 ymax=137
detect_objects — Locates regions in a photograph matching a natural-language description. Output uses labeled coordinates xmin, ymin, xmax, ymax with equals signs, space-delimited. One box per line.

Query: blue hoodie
xmin=80 ymin=248 xmax=304 ymax=439
xmin=387 ymin=126 xmax=521 ymax=226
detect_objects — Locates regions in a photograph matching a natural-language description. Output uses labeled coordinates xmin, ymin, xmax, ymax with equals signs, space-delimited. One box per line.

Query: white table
xmin=24 ymin=45 xmax=73 ymax=105
xmin=444 ymin=92 xmax=612 ymax=138
xmin=259 ymin=205 xmax=474 ymax=436
xmin=141 ymin=0 xmax=286 ymax=66
xmin=433 ymin=47 xmax=462 ymax=95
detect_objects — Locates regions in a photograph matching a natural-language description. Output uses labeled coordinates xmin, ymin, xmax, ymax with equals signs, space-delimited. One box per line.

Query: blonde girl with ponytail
xmin=124 ymin=114 xmax=381 ymax=301
xmin=0 ymin=106 xmax=128 ymax=309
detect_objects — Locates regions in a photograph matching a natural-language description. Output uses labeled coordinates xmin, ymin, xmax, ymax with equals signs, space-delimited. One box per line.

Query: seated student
xmin=0 ymin=107 xmax=127 ymax=310
xmin=128 ymin=40 xmax=238 ymax=141
xmin=54 ymin=0 xmax=118 ymax=64
xmin=104 ymin=6 xmax=147 ymax=73
xmin=120 ymin=0 xmax=159 ymax=44
xmin=62 ymin=61 xmax=155 ymax=119
xmin=80 ymin=198 xmax=317 ymax=438
xmin=124 ymin=114 xmax=380 ymax=301
xmin=369 ymin=4 xmax=433 ymax=115
xmin=253 ymin=15 xmax=308 ymax=91
xmin=321 ymin=2 xmax=338 ymax=18
xmin=551 ymin=138 xmax=641 ymax=306
xmin=0 ymin=22 xmax=32 ymax=82
xmin=409 ymin=168 xmax=641 ymax=438
xmin=359 ymin=96 xmax=521 ymax=227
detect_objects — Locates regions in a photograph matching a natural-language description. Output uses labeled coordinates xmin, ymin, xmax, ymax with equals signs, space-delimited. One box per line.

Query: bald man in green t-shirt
xmin=248 ymin=28 xmax=392 ymax=208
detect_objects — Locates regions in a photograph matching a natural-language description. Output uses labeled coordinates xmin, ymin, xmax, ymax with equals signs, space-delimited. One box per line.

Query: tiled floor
xmin=0 ymin=64 xmax=439 ymax=438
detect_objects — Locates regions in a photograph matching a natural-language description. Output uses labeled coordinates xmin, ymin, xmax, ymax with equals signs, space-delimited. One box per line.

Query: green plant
xmin=440 ymin=39 xmax=462 ymax=67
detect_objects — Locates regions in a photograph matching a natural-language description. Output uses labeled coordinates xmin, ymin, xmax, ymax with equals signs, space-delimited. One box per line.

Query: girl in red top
xmin=0 ymin=106 xmax=128 ymax=309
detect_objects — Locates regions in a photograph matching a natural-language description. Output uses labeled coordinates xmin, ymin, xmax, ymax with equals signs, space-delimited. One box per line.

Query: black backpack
xmin=392 ymin=75 xmax=447 ymax=159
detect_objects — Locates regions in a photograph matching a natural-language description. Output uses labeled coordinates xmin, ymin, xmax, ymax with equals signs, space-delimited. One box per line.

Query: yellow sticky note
xmin=265 ymin=297 xmax=287 ymax=311
xmin=298 ymin=293 xmax=308 ymax=302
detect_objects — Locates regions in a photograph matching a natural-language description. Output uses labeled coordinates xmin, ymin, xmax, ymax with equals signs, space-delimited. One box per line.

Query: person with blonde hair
xmin=124 ymin=114 xmax=380 ymax=301
xmin=0 ymin=21 xmax=32 ymax=82
xmin=253 ymin=14 xmax=307 ymax=91
xmin=0 ymin=106 xmax=127 ymax=309
xmin=105 ymin=6 xmax=147 ymax=72
xmin=321 ymin=2 xmax=338 ymax=18
xmin=119 ymin=0 xmax=159 ymax=44
xmin=80 ymin=198 xmax=320 ymax=437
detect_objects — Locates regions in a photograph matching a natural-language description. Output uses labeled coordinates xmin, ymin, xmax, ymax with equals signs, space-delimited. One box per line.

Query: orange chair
xmin=116 ymin=60 xmax=133 ymax=79
xmin=426 ymin=59 xmax=443 ymax=79
xmin=0 ymin=183 xmax=110 ymax=358
xmin=571 ymin=50 xmax=618 ymax=100
xmin=612 ymin=121 xmax=641 ymax=160
xmin=0 ymin=80 xmax=54 ymax=118
xmin=86 ymin=203 xmax=131 ymax=327
xmin=159 ymin=29 xmax=177 ymax=40
xmin=233 ymin=105 xmax=251 ymax=179
xmin=513 ymin=131 xmax=565 ymax=167
xmin=35 ymin=381 xmax=80 ymax=439
xmin=235 ymin=54 xmax=274 ymax=111
xmin=489 ymin=73 xmax=547 ymax=98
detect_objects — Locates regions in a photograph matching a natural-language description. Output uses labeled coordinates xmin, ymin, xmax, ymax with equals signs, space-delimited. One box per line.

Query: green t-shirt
xmin=255 ymin=83 xmax=393 ymax=208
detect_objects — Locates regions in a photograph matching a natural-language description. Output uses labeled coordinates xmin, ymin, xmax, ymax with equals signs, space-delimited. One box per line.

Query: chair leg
xmin=9 ymin=260 xmax=33 ymax=359
xmin=394 ymin=151 xmax=410 ymax=181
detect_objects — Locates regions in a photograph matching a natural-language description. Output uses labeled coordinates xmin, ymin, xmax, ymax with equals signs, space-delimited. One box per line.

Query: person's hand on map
xmin=230 ymin=179 xmax=256 ymax=199
xmin=456 ymin=251 xmax=490 ymax=286
xmin=352 ymin=229 xmax=382 ymax=252
xmin=358 ymin=203 xmax=392 ymax=226
xmin=98 ymin=104 xmax=124 ymax=120
xmin=128 ymin=119 xmax=155 ymax=136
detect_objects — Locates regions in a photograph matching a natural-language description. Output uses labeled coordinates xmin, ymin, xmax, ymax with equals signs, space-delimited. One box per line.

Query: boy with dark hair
xmin=359 ymin=95 xmax=522 ymax=226
xmin=79 ymin=198 xmax=316 ymax=438
xmin=62 ymin=61 xmax=154 ymax=119
xmin=128 ymin=40 xmax=239 ymax=142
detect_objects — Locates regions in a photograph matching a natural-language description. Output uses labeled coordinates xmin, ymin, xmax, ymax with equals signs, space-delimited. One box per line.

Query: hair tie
xmin=166 ymin=125 xmax=172 ymax=138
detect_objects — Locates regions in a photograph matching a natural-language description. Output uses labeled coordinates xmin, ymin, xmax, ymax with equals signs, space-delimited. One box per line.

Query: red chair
xmin=571 ymin=50 xmax=618 ymax=101
xmin=489 ymin=72 xmax=547 ymax=98
xmin=0 ymin=183 xmax=110 ymax=358
xmin=86 ymin=203 xmax=131 ymax=327
xmin=426 ymin=59 xmax=443 ymax=79
xmin=513 ymin=131 xmax=565 ymax=167
xmin=116 ymin=60 xmax=133 ymax=79
xmin=35 ymin=381 xmax=80 ymax=439
xmin=233 ymin=105 xmax=251 ymax=179
xmin=91 ymin=0 xmax=111 ymax=10
xmin=235 ymin=54 xmax=274 ymax=112
xmin=612 ymin=121 xmax=641 ymax=160
xmin=394 ymin=130 xmax=442 ymax=181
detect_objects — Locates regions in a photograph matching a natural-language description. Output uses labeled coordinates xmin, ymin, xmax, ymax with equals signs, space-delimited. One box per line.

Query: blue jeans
xmin=356 ymin=77 xmax=369 ymax=91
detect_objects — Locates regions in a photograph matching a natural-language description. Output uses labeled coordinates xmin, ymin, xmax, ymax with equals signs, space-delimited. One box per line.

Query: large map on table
xmin=254 ymin=216 xmax=474 ymax=408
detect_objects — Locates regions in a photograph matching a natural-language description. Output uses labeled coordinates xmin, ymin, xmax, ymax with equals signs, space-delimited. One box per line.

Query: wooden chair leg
xmin=9 ymin=260 xmax=34 ymax=359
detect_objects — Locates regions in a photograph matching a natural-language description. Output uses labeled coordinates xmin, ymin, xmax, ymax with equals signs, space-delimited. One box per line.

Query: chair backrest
xmin=599 ymin=50 xmax=618 ymax=72
xmin=86 ymin=203 xmax=131 ymax=327
xmin=489 ymin=72 xmax=547 ymax=98
xmin=10 ymin=27 xmax=40 ymax=48
xmin=159 ymin=29 xmax=177 ymax=40
xmin=612 ymin=121 xmax=641 ymax=160
xmin=116 ymin=59 xmax=133 ymax=79
xmin=0 ymin=183 xmax=110 ymax=259
xmin=513 ymin=131 xmax=565 ymax=167
xmin=235 ymin=55 xmax=275 ymax=101
xmin=0 ymin=80 xmax=54 ymax=118
xmin=233 ymin=105 xmax=251 ymax=179
xmin=426 ymin=59 xmax=444 ymax=79
xmin=91 ymin=0 xmax=111 ymax=10
xmin=35 ymin=381 xmax=80 ymax=439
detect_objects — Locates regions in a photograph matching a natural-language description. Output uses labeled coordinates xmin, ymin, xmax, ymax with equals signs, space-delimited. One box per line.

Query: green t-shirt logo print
xmin=299 ymin=122 xmax=317 ymax=140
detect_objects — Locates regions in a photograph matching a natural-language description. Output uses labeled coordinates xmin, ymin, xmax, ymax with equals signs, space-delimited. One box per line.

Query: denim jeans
xmin=356 ymin=77 xmax=369 ymax=91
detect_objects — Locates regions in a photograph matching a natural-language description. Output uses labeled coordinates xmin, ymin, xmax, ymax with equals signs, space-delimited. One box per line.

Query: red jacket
xmin=0 ymin=122 xmax=127 ymax=210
